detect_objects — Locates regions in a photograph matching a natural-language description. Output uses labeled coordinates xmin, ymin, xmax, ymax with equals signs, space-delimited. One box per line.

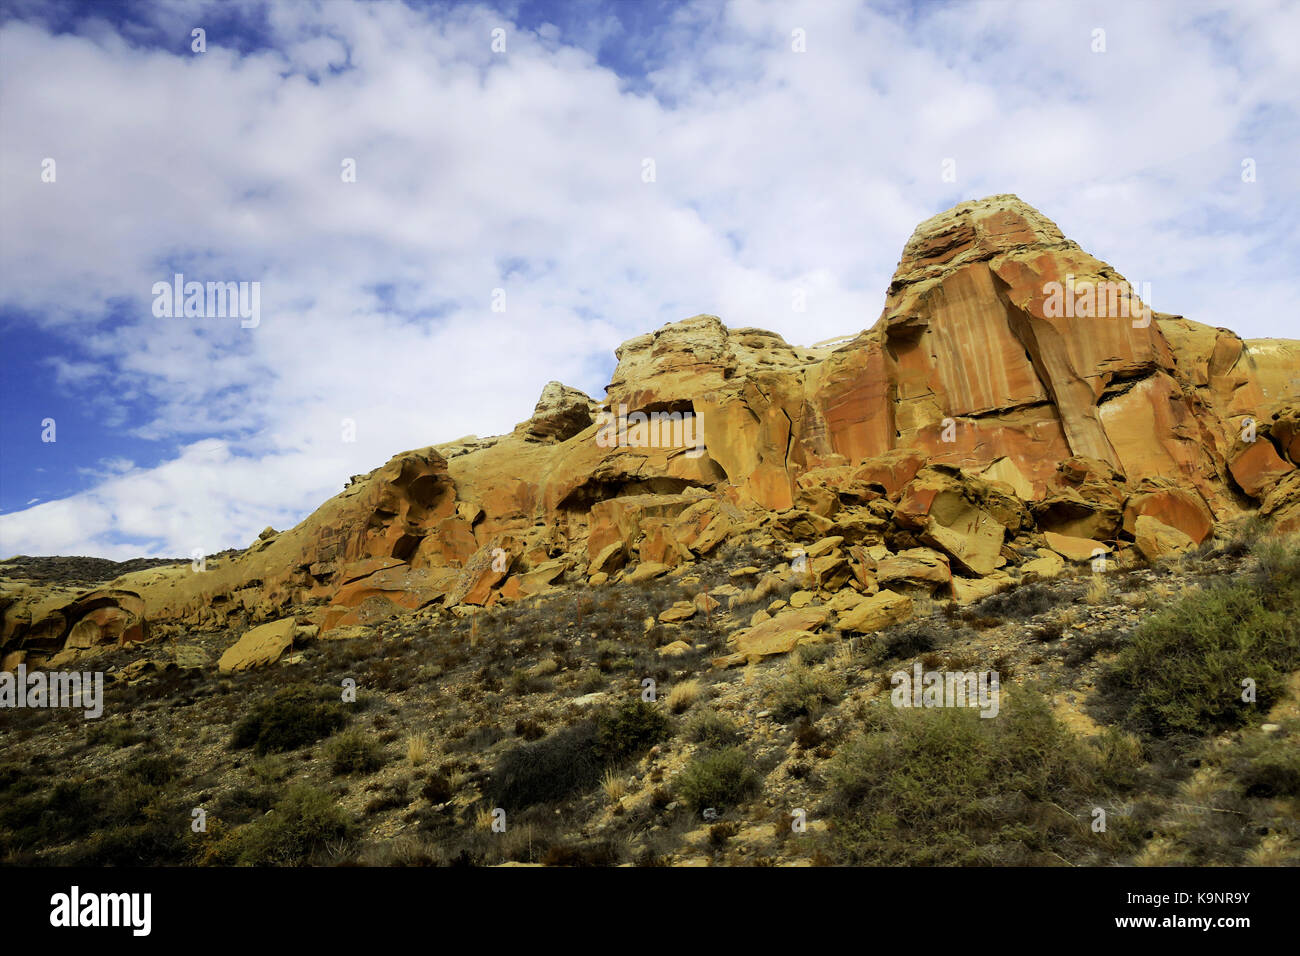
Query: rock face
xmin=6 ymin=194 xmax=1300 ymax=666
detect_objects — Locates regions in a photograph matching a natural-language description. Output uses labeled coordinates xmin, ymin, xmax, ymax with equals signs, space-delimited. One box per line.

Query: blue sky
xmin=1 ymin=0 xmax=1297 ymax=558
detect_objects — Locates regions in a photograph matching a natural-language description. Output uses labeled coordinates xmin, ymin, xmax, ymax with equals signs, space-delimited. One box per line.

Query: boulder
xmin=448 ymin=543 xmax=515 ymax=607
xmin=876 ymin=548 xmax=951 ymax=593
xmin=853 ymin=450 xmax=926 ymax=499
xmin=835 ymin=589 xmax=913 ymax=632
xmin=694 ymin=591 xmax=721 ymax=616
xmin=1270 ymin=403 xmax=1300 ymax=465
xmin=1020 ymin=549 xmax=1065 ymax=579
xmin=1122 ymin=482 xmax=1214 ymax=544
xmin=498 ymin=559 xmax=568 ymax=602
xmin=657 ymin=640 xmax=693 ymax=658
xmin=587 ymin=542 xmax=626 ymax=577
xmin=515 ymin=381 xmax=599 ymax=443
xmin=658 ymin=601 xmax=697 ymax=623
xmin=1229 ymin=440 xmax=1295 ymax=499
xmin=810 ymin=552 xmax=852 ymax=591
xmin=173 ymin=645 xmax=210 ymax=668
xmin=895 ymin=467 xmax=1016 ymax=574
xmin=951 ymin=575 xmax=1007 ymax=605
xmin=1043 ymin=531 xmax=1110 ymax=563
xmin=727 ymin=607 xmax=830 ymax=660
xmin=1260 ymin=471 xmax=1300 ymax=533
xmin=218 ymin=618 xmax=297 ymax=673
xmin=626 ymin=562 xmax=671 ymax=584
xmin=1134 ymin=515 xmax=1196 ymax=562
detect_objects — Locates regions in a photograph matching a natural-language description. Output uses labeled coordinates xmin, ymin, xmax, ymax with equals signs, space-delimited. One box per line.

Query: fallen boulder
xmin=218 ymin=618 xmax=297 ymax=673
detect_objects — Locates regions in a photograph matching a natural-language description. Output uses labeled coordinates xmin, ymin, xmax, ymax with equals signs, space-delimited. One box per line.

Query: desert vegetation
xmin=1 ymin=528 xmax=1297 ymax=867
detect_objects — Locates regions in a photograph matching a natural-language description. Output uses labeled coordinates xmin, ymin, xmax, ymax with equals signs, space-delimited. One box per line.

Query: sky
xmin=1 ymin=0 xmax=1297 ymax=559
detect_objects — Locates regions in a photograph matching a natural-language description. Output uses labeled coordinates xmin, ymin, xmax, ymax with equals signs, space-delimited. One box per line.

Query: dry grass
xmin=667 ymin=679 xmax=705 ymax=713
xmin=834 ymin=638 xmax=856 ymax=668
xmin=1085 ymin=574 xmax=1110 ymax=605
xmin=912 ymin=596 xmax=944 ymax=618
xmin=1184 ymin=765 xmax=1227 ymax=804
xmin=406 ymin=734 xmax=428 ymax=766
xmin=600 ymin=768 xmax=627 ymax=803
xmin=1245 ymin=833 xmax=1295 ymax=866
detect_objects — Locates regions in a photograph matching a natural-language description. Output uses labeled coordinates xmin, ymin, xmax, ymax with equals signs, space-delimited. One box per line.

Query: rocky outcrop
xmin=6 ymin=194 xmax=1299 ymax=668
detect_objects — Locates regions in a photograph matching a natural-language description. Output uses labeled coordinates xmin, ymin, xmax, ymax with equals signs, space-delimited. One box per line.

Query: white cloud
xmin=1 ymin=0 xmax=1296 ymax=558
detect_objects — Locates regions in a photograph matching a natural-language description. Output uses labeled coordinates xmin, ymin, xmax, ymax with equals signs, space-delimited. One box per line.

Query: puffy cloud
xmin=1 ymin=0 xmax=1296 ymax=557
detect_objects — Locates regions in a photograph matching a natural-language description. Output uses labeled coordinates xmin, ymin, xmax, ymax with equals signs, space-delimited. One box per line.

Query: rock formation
xmin=5 ymin=194 xmax=1300 ymax=669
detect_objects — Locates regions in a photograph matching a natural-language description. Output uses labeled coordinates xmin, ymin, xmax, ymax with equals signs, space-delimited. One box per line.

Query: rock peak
xmin=896 ymin=194 xmax=1070 ymax=284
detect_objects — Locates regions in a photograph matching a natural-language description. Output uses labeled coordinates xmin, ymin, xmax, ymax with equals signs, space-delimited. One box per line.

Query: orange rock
xmin=1269 ymin=404 xmax=1300 ymax=465
xmin=876 ymin=548 xmax=952 ymax=594
xmin=1043 ymin=531 xmax=1110 ymax=563
xmin=1229 ymin=439 xmax=1295 ymax=499
xmin=726 ymin=607 xmax=830 ymax=660
xmin=852 ymin=451 xmax=926 ymax=499
xmin=835 ymin=588 xmax=914 ymax=631
xmin=449 ymin=545 xmax=512 ymax=607
xmin=1122 ymin=481 xmax=1214 ymax=544
xmin=1259 ymin=471 xmax=1300 ymax=533
xmin=1134 ymin=515 xmax=1196 ymax=563
xmin=217 ymin=618 xmax=296 ymax=673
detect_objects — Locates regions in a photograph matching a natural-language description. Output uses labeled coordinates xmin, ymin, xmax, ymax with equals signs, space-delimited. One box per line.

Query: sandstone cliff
xmin=4 ymin=194 xmax=1299 ymax=668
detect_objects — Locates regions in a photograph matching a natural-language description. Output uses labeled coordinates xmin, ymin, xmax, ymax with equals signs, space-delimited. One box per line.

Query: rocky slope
xmin=2 ymin=527 xmax=1298 ymax=866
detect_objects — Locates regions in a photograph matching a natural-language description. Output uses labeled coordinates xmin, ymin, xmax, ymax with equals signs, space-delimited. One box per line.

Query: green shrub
xmin=326 ymin=728 xmax=386 ymax=775
xmin=234 ymin=784 xmax=359 ymax=865
xmin=593 ymin=699 xmax=671 ymax=765
xmin=1221 ymin=720 xmax=1300 ymax=799
xmin=860 ymin=623 xmax=937 ymax=665
xmin=1099 ymin=581 xmax=1298 ymax=737
xmin=1251 ymin=535 xmax=1300 ymax=605
xmin=231 ymin=687 xmax=350 ymax=755
xmin=573 ymin=667 xmax=605 ymax=694
xmin=122 ymin=753 xmax=181 ymax=786
xmin=974 ymin=583 xmax=1061 ymax=621
xmin=766 ymin=663 xmax=844 ymax=722
xmin=795 ymin=641 xmax=836 ymax=666
xmin=62 ymin=817 xmax=188 ymax=866
xmin=826 ymin=689 xmax=1116 ymax=865
xmin=541 ymin=840 xmax=620 ymax=866
xmin=0 ymin=763 xmax=194 ymax=865
xmin=490 ymin=699 xmax=670 ymax=810
xmin=87 ymin=719 xmax=146 ymax=748
xmin=421 ymin=771 xmax=454 ymax=804
xmin=491 ymin=720 xmax=604 ymax=809
xmin=0 ymin=780 xmax=99 ymax=846
xmin=508 ymin=667 xmax=551 ymax=695
xmin=674 ymin=746 xmax=760 ymax=814
xmin=684 ymin=710 xmax=741 ymax=748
